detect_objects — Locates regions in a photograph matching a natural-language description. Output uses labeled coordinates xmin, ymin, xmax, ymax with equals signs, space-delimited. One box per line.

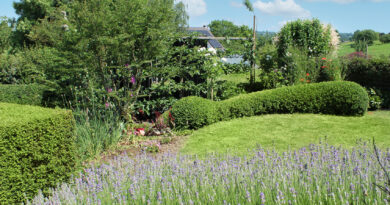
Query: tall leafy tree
xmin=208 ymin=20 xmax=251 ymax=54
xmin=174 ymin=2 xmax=189 ymax=31
xmin=65 ymin=0 xmax=182 ymax=115
xmin=13 ymin=0 xmax=69 ymax=46
xmin=0 ymin=17 xmax=13 ymax=53
xmin=352 ymin=29 xmax=379 ymax=54
xmin=352 ymin=29 xmax=379 ymax=46
xmin=276 ymin=19 xmax=334 ymax=58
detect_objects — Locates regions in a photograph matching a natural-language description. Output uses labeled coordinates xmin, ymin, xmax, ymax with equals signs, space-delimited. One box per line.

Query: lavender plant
xmin=29 ymin=143 xmax=390 ymax=204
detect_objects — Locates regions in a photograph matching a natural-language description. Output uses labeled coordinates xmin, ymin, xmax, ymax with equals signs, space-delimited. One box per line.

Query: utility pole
xmin=243 ymin=0 xmax=256 ymax=85
xmin=251 ymin=15 xmax=256 ymax=85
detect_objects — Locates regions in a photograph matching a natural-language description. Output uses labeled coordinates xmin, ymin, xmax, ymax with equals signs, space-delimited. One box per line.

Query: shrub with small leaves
xmin=171 ymin=96 xmax=217 ymax=129
xmin=0 ymin=84 xmax=52 ymax=106
xmin=172 ymin=81 xmax=368 ymax=129
xmin=0 ymin=103 xmax=76 ymax=203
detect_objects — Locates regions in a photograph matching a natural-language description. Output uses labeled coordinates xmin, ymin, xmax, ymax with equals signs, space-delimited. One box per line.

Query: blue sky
xmin=0 ymin=0 xmax=389 ymax=33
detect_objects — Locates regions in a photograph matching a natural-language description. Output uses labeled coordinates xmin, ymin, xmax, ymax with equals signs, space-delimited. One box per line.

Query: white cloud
xmin=278 ymin=20 xmax=289 ymax=27
xmin=305 ymin=0 xmax=389 ymax=3
xmin=175 ymin=0 xmax=207 ymax=17
xmin=230 ymin=1 xmax=244 ymax=8
xmin=305 ymin=0 xmax=355 ymax=3
xmin=253 ymin=0 xmax=311 ymax=18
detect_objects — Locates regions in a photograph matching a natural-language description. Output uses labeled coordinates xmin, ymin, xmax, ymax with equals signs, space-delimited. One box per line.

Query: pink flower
xmin=107 ymin=88 xmax=113 ymax=93
xmin=131 ymin=76 xmax=136 ymax=84
xmin=105 ymin=102 xmax=110 ymax=108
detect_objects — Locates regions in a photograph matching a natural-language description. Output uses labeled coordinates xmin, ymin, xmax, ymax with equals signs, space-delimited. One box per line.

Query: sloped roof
xmin=187 ymin=27 xmax=225 ymax=50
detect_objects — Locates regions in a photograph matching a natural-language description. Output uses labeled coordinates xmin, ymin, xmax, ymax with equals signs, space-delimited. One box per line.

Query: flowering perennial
xmin=30 ymin=144 xmax=390 ymax=204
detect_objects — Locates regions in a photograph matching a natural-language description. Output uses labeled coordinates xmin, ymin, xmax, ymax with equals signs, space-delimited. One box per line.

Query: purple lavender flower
xmin=260 ymin=192 xmax=265 ymax=204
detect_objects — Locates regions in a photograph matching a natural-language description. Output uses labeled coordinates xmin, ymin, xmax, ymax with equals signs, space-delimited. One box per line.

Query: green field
xmin=338 ymin=41 xmax=390 ymax=57
xmin=180 ymin=111 xmax=390 ymax=155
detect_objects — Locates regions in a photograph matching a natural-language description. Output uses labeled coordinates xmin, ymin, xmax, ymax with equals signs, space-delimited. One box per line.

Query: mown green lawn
xmin=180 ymin=111 xmax=390 ymax=155
xmin=217 ymin=72 xmax=250 ymax=84
xmin=338 ymin=41 xmax=390 ymax=57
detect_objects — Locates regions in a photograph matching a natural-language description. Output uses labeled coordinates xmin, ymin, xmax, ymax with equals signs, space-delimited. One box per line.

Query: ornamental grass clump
xmin=30 ymin=143 xmax=389 ymax=204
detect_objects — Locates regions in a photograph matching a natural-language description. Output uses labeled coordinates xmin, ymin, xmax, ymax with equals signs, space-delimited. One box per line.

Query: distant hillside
xmin=257 ymin=31 xmax=276 ymax=36
xmin=338 ymin=40 xmax=390 ymax=57
xmin=339 ymin=33 xmax=353 ymax=42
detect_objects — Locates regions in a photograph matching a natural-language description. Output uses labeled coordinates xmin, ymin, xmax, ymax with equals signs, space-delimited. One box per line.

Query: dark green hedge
xmin=0 ymin=84 xmax=52 ymax=106
xmin=344 ymin=57 xmax=390 ymax=108
xmin=0 ymin=103 xmax=76 ymax=203
xmin=172 ymin=81 xmax=369 ymax=129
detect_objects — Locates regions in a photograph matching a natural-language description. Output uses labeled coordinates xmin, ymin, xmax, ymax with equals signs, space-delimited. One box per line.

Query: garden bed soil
xmin=86 ymin=135 xmax=189 ymax=166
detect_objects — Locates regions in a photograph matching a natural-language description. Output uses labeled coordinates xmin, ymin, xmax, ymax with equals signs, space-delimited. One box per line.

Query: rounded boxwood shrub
xmin=171 ymin=96 xmax=217 ymax=129
xmin=172 ymin=81 xmax=368 ymax=129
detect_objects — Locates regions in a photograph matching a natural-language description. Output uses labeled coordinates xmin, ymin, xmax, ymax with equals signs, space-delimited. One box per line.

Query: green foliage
xmin=172 ymin=81 xmax=368 ymax=129
xmin=0 ymin=46 xmax=84 ymax=107
xmin=13 ymin=0 xmax=69 ymax=46
xmin=214 ymin=80 xmax=245 ymax=100
xmin=344 ymin=56 xmax=390 ymax=108
xmin=352 ymin=29 xmax=379 ymax=46
xmin=73 ymin=108 xmax=123 ymax=162
xmin=171 ymin=96 xmax=217 ymax=129
xmin=0 ymin=103 xmax=76 ymax=203
xmin=0 ymin=84 xmax=52 ymax=106
xmin=208 ymin=20 xmax=251 ymax=54
xmin=0 ymin=17 xmax=12 ymax=53
xmin=11 ymin=0 xmax=188 ymax=117
xmin=352 ymin=30 xmax=380 ymax=54
xmin=276 ymin=19 xmax=333 ymax=58
xmin=243 ymin=0 xmax=254 ymax=12
xmin=222 ymin=63 xmax=251 ymax=74
xmin=258 ymin=44 xmax=278 ymax=73
xmin=379 ymin=34 xmax=390 ymax=44
xmin=173 ymin=2 xmax=188 ymax=31
xmin=257 ymin=69 xmax=286 ymax=90
xmin=339 ymin=32 xmax=353 ymax=42
xmin=0 ymin=53 xmax=23 ymax=84
xmin=257 ymin=31 xmax=276 ymax=47
xmin=366 ymin=88 xmax=382 ymax=110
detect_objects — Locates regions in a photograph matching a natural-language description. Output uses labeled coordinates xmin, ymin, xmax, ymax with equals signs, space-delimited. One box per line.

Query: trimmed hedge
xmin=0 ymin=103 xmax=76 ymax=203
xmin=172 ymin=81 xmax=369 ymax=129
xmin=172 ymin=96 xmax=218 ymax=129
xmin=0 ymin=84 xmax=51 ymax=106
xmin=344 ymin=57 xmax=390 ymax=108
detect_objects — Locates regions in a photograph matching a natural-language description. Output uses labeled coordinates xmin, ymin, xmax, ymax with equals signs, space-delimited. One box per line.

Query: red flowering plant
xmin=317 ymin=56 xmax=341 ymax=82
xmin=299 ymin=73 xmax=312 ymax=84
